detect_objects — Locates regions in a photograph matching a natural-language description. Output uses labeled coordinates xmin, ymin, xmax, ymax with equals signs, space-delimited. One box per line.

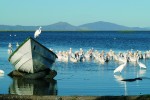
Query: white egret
xmin=8 ymin=43 xmax=13 ymax=54
xmin=8 ymin=43 xmax=12 ymax=48
xmin=34 ymin=27 xmax=42 ymax=38
xmin=8 ymin=49 xmax=13 ymax=54
xmin=16 ymin=42 xmax=19 ymax=47
xmin=137 ymin=56 xmax=146 ymax=69
xmin=114 ymin=61 xmax=127 ymax=74
xmin=138 ymin=61 xmax=147 ymax=69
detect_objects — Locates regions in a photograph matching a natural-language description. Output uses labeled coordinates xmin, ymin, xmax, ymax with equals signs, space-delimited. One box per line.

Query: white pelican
xmin=0 ymin=70 xmax=4 ymax=74
xmin=70 ymin=56 xmax=77 ymax=63
xmin=84 ymin=52 xmax=91 ymax=61
xmin=69 ymin=48 xmax=72 ymax=55
xmin=34 ymin=27 xmax=42 ymax=38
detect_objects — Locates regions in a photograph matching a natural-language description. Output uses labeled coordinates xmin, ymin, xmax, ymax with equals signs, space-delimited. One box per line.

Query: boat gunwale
xmin=8 ymin=37 xmax=58 ymax=61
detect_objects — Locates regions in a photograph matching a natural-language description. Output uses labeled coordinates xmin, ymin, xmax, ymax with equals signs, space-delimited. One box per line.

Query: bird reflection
xmin=114 ymin=75 xmax=123 ymax=83
xmin=114 ymin=75 xmax=127 ymax=96
xmin=0 ymin=73 xmax=4 ymax=77
xmin=138 ymin=69 xmax=146 ymax=76
xmin=9 ymin=77 xmax=57 ymax=95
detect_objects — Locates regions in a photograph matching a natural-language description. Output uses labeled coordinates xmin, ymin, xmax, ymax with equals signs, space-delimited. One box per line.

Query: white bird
xmin=16 ymin=42 xmax=19 ymax=47
xmin=114 ymin=75 xmax=127 ymax=95
xmin=114 ymin=61 xmax=127 ymax=74
xmin=0 ymin=70 xmax=4 ymax=74
xmin=8 ymin=43 xmax=12 ymax=48
xmin=34 ymin=27 xmax=42 ymax=38
xmin=137 ymin=57 xmax=146 ymax=69
xmin=114 ymin=75 xmax=123 ymax=81
xmin=8 ymin=49 xmax=13 ymax=54
xmin=8 ymin=43 xmax=13 ymax=54
xmin=138 ymin=62 xmax=146 ymax=69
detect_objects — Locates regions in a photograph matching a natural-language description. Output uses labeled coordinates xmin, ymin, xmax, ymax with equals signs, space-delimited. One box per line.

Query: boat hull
xmin=9 ymin=37 xmax=57 ymax=73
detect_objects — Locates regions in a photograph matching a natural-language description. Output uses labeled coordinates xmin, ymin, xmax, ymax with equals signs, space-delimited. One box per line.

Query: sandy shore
xmin=0 ymin=95 xmax=150 ymax=100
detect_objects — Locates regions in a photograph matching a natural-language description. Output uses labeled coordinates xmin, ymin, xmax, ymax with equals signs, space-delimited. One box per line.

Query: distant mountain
xmin=0 ymin=21 xmax=149 ymax=31
xmin=79 ymin=21 xmax=145 ymax=31
xmin=0 ymin=22 xmax=79 ymax=31
xmin=0 ymin=25 xmax=36 ymax=31
xmin=43 ymin=22 xmax=80 ymax=31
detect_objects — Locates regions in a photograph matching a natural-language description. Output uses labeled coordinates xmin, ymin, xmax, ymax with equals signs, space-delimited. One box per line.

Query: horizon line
xmin=0 ymin=21 xmax=148 ymax=28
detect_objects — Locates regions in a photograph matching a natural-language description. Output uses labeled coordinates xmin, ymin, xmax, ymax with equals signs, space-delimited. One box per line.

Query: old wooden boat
xmin=8 ymin=37 xmax=57 ymax=73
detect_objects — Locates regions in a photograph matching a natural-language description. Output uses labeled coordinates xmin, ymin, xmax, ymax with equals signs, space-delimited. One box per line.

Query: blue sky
xmin=0 ymin=0 xmax=150 ymax=27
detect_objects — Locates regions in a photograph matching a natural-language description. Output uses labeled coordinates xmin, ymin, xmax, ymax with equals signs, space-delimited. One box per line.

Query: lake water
xmin=0 ymin=31 xmax=150 ymax=96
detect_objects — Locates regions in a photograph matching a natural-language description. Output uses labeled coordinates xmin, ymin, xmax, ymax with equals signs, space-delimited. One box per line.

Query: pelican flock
xmin=53 ymin=48 xmax=148 ymax=73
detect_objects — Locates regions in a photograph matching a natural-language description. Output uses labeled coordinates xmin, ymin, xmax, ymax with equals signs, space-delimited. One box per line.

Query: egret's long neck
xmin=39 ymin=28 xmax=41 ymax=32
xmin=136 ymin=56 xmax=139 ymax=63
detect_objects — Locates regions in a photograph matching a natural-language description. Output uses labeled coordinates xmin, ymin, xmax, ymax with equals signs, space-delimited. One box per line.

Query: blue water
xmin=0 ymin=31 xmax=150 ymax=96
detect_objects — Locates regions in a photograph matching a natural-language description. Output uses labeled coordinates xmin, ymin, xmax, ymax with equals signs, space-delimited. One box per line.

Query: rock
xmin=8 ymin=68 xmax=57 ymax=79
xmin=45 ymin=70 xmax=57 ymax=79
xmin=23 ymin=70 xmax=48 ymax=79
xmin=8 ymin=70 xmax=24 ymax=77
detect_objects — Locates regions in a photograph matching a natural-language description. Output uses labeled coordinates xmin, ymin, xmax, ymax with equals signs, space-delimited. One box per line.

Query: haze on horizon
xmin=0 ymin=0 xmax=150 ymax=27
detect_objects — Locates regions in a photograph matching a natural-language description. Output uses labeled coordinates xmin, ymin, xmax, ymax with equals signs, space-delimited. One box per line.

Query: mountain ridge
xmin=0 ymin=21 xmax=149 ymax=31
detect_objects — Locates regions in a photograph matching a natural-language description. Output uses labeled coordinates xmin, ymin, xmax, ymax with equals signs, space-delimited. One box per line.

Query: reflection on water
xmin=9 ymin=77 xmax=57 ymax=95
xmin=138 ymin=69 xmax=146 ymax=77
xmin=114 ymin=69 xmax=146 ymax=96
xmin=114 ymin=75 xmax=127 ymax=96
xmin=0 ymin=73 xmax=4 ymax=77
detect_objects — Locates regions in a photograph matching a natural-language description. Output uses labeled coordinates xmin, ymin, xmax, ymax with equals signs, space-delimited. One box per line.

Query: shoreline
xmin=0 ymin=95 xmax=150 ymax=100
xmin=0 ymin=30 xmax=150 ymax=32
